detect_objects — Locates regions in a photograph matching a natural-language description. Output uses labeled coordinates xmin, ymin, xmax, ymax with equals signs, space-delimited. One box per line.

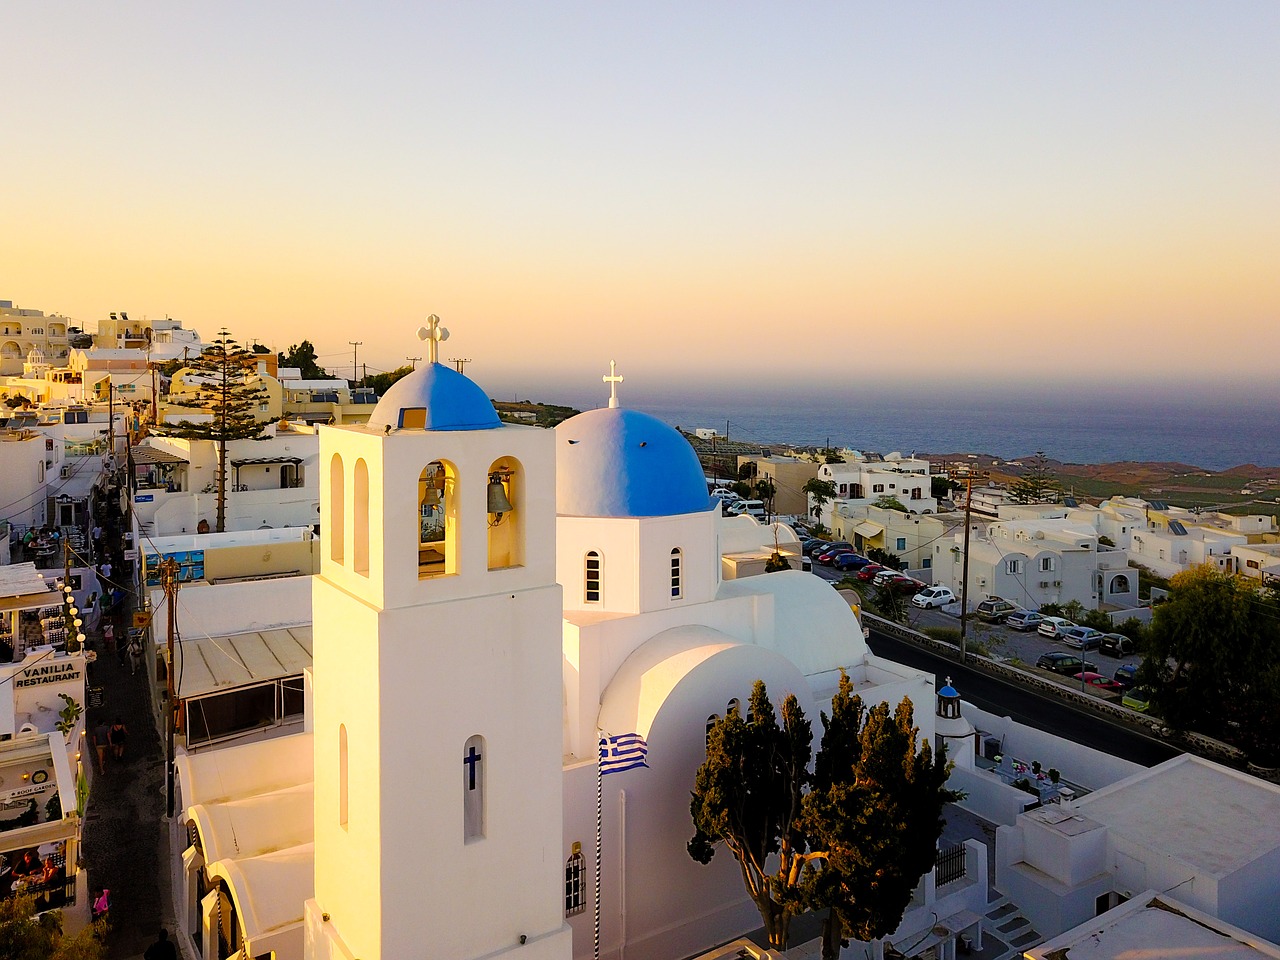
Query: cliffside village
xmin=3 ymin=299 xmax=1280 ymax=960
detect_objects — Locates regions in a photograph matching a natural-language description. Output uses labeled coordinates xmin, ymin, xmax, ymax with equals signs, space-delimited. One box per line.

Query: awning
xmin=131 ymin=446 xmax=188 ymax=465
xmin=174 ymin=626 xmax=313 ymax=700
xmin=853 ymin=520 xmax=884 ymax=538
xmin=230 ymin=456 xmax=303 ymax=467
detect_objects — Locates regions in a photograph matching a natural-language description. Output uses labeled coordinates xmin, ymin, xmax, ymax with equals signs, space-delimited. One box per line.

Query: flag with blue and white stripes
xmin=599 ymin=733 xmax=649 ymax=775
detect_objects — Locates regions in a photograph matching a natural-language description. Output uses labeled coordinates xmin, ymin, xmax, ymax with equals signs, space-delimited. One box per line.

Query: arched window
xmin=329 ymin=454 xmax=344 ymax=563
xmin=585 ymin=552 xmax=602 ymax=603
xmin=565 ymin=843 xmax=586 ymax=916
xmin=670 ymin=548 xmax=683 ymax=599
xmin=338 ymin=724 xmax=349 ymax=829
xmin=419 ymin=461 xmax=458 ymax=579
xmin=463 ymin=735 xmax=485 ymax=842
xmin=1110 ymin=574 xmax=1131 ymax=594
xmin=705 ymin=714 xmax=718 ymax=747
xmin=353 ymin=459 xmax=370 ymax=576
xmin=487 ymin=457 xmax=524 ymax=570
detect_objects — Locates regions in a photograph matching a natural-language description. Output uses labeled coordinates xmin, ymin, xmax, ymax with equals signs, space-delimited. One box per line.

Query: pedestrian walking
xmin=93 ymin=720 xmax=110 ymax=774
xmin=108 ymin=717 xmax=128 ymax=761
xmin=98 ymin=559 xmax=113 ymax=593
xmin=103 ymin=621 xmax=115 ymax=656
xmin=144 ymin=928 xmax=178 ymax=960
xmin=128 ymin=633 xmax=144 ymax=676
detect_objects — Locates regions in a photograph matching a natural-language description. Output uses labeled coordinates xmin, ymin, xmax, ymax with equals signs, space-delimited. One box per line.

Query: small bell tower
xmin=306 ymin=323 xmax=572 ymax=960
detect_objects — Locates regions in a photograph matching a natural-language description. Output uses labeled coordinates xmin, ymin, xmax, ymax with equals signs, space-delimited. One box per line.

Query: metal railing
xmin=935 ymin=843 xmax=967 ymax=887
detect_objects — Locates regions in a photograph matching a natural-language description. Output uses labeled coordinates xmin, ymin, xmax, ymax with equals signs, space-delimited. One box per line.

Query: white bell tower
xmin=305 ymin=327 xmax=572 ymax=960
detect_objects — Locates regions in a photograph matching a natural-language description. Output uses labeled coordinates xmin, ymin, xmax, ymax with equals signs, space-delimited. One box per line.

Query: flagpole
xmin=595 ymin=738 xmax=603 ymax=960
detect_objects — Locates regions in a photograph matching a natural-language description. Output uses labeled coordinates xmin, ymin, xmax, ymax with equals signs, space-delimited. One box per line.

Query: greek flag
xmin=599 ymin=733 xmax=648 ymax=775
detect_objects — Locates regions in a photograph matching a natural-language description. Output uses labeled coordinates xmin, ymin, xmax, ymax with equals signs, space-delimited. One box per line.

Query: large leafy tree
xmin=689 ymin=677 xmax=957 ymax=955
xmin=804 ymin=478 xmax=839 ymax=524
xmin=1007 ymin=451 xmax=1062 ymax=505
xmin=0 ymin=893 xmax=105 ymax=960
xmin=154 ymin=329 xmax=269 ymax=532
xmin=276 ymin=340 xmax=335 ymax=380
xmin=1137 ymin=564 xmax=1280 ymax=762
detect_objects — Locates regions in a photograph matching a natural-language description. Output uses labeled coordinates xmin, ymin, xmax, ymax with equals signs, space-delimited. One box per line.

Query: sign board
xmin=0 ymin=782 xmax=49 ymax=803
xmin=135 ymin=494 xmax=154 ymax=503
xmin=133 ymin=610 xmax=152 ymax=628
xmin=15 ymin=661 xmax=82 ymax=689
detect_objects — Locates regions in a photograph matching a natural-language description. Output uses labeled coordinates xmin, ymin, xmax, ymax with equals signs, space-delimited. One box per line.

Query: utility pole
xmin=957 ymin=469 xmax=987 ymax=662
xmin=406 ymin=356 xmax=421 ymax=370
xmin=450 ymin=358 xmax=471 ymax=375
xmin=348 ymin=341 xmax=362 ymax=387
xmin=163 ymin=557 xmax=180 ymax=817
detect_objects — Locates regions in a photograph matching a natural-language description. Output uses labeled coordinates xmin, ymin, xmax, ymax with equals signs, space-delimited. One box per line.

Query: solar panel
xmin=1149 ymin=501 xmax=1168 ymax=510
xmin=1168 ymin=520 xmax=1188 ymax=536
xmin=1063 ymin=497 xmax=1078 ymax=508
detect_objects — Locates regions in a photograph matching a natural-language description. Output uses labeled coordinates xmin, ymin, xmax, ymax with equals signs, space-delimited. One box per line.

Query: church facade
xmin=172 ymin=341 xmax=935 ymax=960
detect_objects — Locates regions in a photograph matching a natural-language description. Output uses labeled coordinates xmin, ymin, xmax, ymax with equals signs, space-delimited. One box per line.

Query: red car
xmin=855 ymin=564 xmax=886 ymax=582
xmin=1073 ymin=672 xmax=1124 ymax=692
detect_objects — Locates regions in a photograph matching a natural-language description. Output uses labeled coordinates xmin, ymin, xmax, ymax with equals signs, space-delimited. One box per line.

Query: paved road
xmin=863 ymin=625 xmax=1180 ymax=768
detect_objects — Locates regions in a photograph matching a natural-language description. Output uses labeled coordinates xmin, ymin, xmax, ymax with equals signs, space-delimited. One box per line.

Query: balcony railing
xmin=935 ymin=843 xmax=967 ymax=887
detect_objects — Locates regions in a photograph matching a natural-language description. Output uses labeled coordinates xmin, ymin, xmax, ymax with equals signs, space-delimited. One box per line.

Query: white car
xmin=911 ymin=585 xmax=956 ymax=609
xmin=1037 ymin=616 xmax=1076 ymax=638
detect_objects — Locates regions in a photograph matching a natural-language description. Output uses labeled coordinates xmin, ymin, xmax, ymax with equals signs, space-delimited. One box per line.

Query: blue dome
xmin=367 ymin=362 xmax=501 ymax=432
xmin=556 ymin=407 xmax=713 ymax=518
xmin=938 ymin=685 xmax=959 ymax=699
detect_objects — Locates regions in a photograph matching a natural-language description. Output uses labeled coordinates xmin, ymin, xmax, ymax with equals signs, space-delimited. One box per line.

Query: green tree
xmin=872 ymin=495 xmax=907 ymax=513
xmin=0 ymin=893 xmax=105 ymax=960
xmin=930 ymin=476 xmax=951 ymax=500
xmin=1137 ymin=564 xmax=1280 ymax=762
xmin=867 ymin=584 xmax=908 ymax=624
xmin=1007 ymin=451 xmax=1062 ymax=505
xmin=804 ymin=478 xmax=839 ymax=523
xmin=689 ymin=679 xmax=957 ymax=954
xmin=753 ymin=476 xmax=778 ymax=519
xmin=276 ymin=340 xmax=335 ymax=380
xmin=802 ymin=681 xmax=959 ymax=960
xmin=361 ymin=364 xmax=414 ymax=396
xmin=866 ymin=547 xmax=901 ymax=570
xmin=153 ymin=329 xmax=270 ymax=532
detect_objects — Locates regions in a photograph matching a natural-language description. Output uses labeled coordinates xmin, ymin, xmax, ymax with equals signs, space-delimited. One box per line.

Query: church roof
xmin=555 ymin=407 xmax=712 ymax=518
xmin=367 ymin=362 xmax=500 ymax=432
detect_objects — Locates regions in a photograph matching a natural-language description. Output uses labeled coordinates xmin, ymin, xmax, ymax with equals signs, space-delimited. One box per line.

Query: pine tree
xmin=153 ymin=329 xmax=270 ymax=532
xmin=689 ymin=676 xmax=958 ymax=954
xmin=1007 ymin=451 xmax=1062 ymax=504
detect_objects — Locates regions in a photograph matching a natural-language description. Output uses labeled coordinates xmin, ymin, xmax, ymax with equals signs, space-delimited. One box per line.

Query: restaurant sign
xmin=15 ymin=661 xmax=82 ymax=689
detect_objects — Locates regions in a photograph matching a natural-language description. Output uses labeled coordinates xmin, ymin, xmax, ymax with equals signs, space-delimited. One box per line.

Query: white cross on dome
xmin=603 ymin=360 xmax=624 ymax=408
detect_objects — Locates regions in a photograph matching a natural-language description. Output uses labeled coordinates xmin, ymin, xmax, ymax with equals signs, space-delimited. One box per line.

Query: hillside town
xmin=3 ymin=302 xmax=1280 ymax=960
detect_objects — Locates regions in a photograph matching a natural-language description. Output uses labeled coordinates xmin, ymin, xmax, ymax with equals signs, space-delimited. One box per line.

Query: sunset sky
xmin=5 ymin=3 xmax=1278 ymax=398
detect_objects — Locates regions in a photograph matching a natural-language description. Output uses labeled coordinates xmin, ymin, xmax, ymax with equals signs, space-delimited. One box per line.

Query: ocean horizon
xmin=522 ymin=383 xmax=1280 ymax=473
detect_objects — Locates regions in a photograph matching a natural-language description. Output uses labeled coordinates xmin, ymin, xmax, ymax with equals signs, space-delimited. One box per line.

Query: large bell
xmin=487 ymin=475 xmax=514 ymax=516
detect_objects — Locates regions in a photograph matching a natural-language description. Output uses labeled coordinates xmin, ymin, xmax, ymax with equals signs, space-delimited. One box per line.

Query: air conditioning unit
xmin=1053 ymin=580 xmax=1062 ymax=587
xmin=60 ymin=465 xmax=71 ymax=479
xmin=1039 ymin=581 xmax=1050 ymax=588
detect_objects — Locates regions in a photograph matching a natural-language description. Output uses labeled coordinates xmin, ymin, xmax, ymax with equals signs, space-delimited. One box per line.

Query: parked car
xmin=886 ymin=574 xmax=925 ymax=594
xmin=815 ymin=543 xmax=854 ymax=565
xmin=1037 ymin=616 xmax=1076 ymax=638
xmin=1072 ymin=671 xmax=1124 ymax=692
xmin=1059 ymin=626 xmax=1103 ymax=650
xmin=1099 ymin=633 xmax=1137 ymax=657
xmin=1035 ymin=652 xmax=1098 ymax=675
xmin=728 ymin=499 xmax=766 ymax=519
xmin=833 ymin=552 xmax=872 ymax=571
xmin=855 ymin=564 xmax=886 ymax=582
xmin=1121 ymin=687 xmax=1151 ymax=712
xmin=1113 ymin=664 xmax=1138 ymax=690
xmin=802 ymin=539 xmax=830 ymax=556
xmin=911 ymin=585 xmax=956 ymax=609
xmin=975 ymin=597 xmax=1017 ymax=623
xmin=1005 ymin=610 xmax=1044 ymax=631
xmin=872 ymin=569 xmax=900 ymax=587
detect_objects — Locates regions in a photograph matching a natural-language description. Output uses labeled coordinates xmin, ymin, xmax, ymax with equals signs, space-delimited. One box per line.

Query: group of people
xmin=2 ymin=847 xmax=65 ymax=898
xmin=91 ymin=718 xmax=129 ymax=775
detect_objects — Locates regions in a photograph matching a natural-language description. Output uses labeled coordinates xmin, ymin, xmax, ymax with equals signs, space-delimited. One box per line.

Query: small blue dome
xmin=556 ymin=407 xmax=713 ymax=518
xmin=367 ymin=362 xmax=501 ymax=432
xmin=938 ymin=685 xmax=959 ymax=699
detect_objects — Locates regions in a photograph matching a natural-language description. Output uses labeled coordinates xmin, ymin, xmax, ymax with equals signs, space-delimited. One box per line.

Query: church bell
xmin=487 ymin=473 xmax=513 ymax=519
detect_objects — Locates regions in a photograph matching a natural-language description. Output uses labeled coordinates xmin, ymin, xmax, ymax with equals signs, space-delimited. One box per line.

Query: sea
xmin=541 ymin=384 xmax=1280 ymax=472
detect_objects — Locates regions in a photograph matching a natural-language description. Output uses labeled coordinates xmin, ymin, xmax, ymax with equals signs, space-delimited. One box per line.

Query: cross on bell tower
xmin=603 ymin=359 xmax=624 ymax=409
xmin=417 ymin=315 xmax=450 ymax=365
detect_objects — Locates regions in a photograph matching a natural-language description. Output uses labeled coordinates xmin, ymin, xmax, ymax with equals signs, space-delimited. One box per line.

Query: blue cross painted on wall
xmin=464 ymin=744 xmax=482 ymax=790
